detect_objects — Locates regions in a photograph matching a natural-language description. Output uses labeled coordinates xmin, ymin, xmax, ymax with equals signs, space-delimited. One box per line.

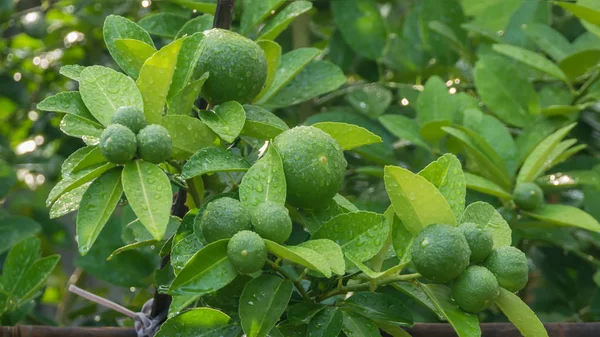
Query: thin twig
xmin=68 ymin=285 xmax=137 ymax=319
xmin=315 ymin=273 xmax=421 ymax=302
xmin=269 ymin=260 xmax=312 ymax=303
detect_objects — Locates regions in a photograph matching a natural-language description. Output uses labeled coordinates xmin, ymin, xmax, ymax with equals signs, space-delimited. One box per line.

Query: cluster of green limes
xmin=99 ymin=106 xmax=172 ymax=164
xmin=513 ymin=182 xmax=544 ymax=211
xmin=410 ymin=223 xmax=528 ymax=313
xmin=196 ymin=197 xmax=293 ymax=274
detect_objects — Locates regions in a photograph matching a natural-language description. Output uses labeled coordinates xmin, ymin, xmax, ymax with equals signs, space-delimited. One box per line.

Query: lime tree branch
xmin=269 ymin=260 xmax=312 ymax=303
xmin=315 ymin=273 xmax=421 ymax=302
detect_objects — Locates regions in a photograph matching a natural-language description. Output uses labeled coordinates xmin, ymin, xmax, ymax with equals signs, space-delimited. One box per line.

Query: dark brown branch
xmin=212 ymin=0 xmax=236 ymax=29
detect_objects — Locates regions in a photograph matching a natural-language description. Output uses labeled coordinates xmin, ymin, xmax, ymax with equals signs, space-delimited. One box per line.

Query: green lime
xmin=273 ymin=126 xmax=347 ymax=209
xmin=137 ymin=124 xmax=172 ymax=164
xmin=458 ymin=222 xmax=493 ymax=263
xmin=112 ymin=106 xmax=147 ymax=134
xmin=99 ymin=124 xmax=137 ymax=164
xmin=200 ymin=197 xmax=252 ymax=243
xmin=513 ymin=182 xmax=544 ymax=211
xmin=410 ymin=224 xmax=471 ymax=283
xmin=195 ymin=28 xmax=267 ymax=104
xmin=251 ymin=201 xmax=292 ymax=244
xmin=451 ymin=266 xmax=500 ymax=313
xmin=227 ymin=230 xmax=267 ymax=274
xmin=482 ymin=246 xmax=529 ymax=292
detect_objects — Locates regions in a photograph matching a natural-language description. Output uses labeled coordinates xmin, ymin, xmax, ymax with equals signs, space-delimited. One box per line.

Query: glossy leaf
xmin=258 ymin=1 xmax=313 ymax=41
xmin=59 ymin=115 xmax=104 ymax=145
xmin=416 ymin=76 xmax=457 ymax=126
xmin=49 ymin=183 xmax=90 ymax=219
xmin=76 ymin=168 xmax=123 ymax=255
xmin=156 ymin=308 xmax=231 ymax=337
xmin=13 ymin=255 xmax=60 ymax=305
xmin=523 ymin=23 xmax=571 ymax=61
xmin=418 ymin=154 xmax=465 ymax=220
xmin=71 ymin=147 xmax=108 ymax=174
xmin=308 ymin=307 xmax=343 ymax=337
xmin=137 ymin=38 xmax=184 ymax=124
xmin=182 ymin=147 xmax=249 ymax=179
xmin=384 ymin=165 xmax=456 ymax=234
xmin=312 ymin=122 xmax=382 ymax=150
xmin=420 ymin=284 xmax=481 ymax=337
xmin=253 ymin=40 xmax=282 ymax=102
xmin=264 ymin=240 xmax=331 ymax=277
xmin=122 ymin=160 xmax=171 ymax=241
xmin=298 ymin=239 xmax=345 ymax=275
xmin=492 ymin=44 xmax=569 ymax=83
xmin=36 ymin=91 xmax=97 ymax=121
xmin=239 ymin=274 xmax=293 ymax=337
xmin=127 ymin=216 xmax=180 ymax=242
xmin=312 ymin=211 xmax=389 ymax=263
xmin=461 ymin=202 xmax=512 ymax=248
xmin=61 ymin=146 xmax=98 ymax=176
xmin=171 ymin=234 xmax=203 ymax=275
xmin=331 ymin=0 xmax=387 ymax=60
xmin=464 ymin=173 xmax=512 ymax=199
xmin=138 ymin=13 xmax=188 ymax=38
xmin=239 ymin=145 xmax=286 ymax=208
xmin=47 ymin=163 xmax=116 ymax=206
xmin=112 ymin=39 xmax=156 ymax=79
xmin=176 ymin=14 xmax=214 ymax=38
xmin=341 ymin=311 xmax=380 ymax=337
xmin=169 ymin=76 xmax=210 ymax=115
xmin=240 ymin=0 xmax=286 ymax=35
xmin=169 ymin=239 xmax=237 ymax=296
xmin=392 ymin=282 xmax=443 ymax=320
xmin=79 ymin=66 xmax=144 ymax=126
xmin=103 ymin=15 xmax=155 ymax=78
xmin=523 ymin=204 xmax=600 ymax=233
xmin=199 ymin=102 xmax=246 ymax=143
xmin=346 ymin=84 xmax=393 ymax=119
xmin=495 ymin=288 xmax=548 ymax=337
xmin=169 ymin=33 xmax=205 ymax=102
xmin=59 ymin=65 xmax=85 ymax=81
xmin=378 ymin=115 xmax=431 ymax=151
xmin=241 ymin=105 xmax=289 ymax=139
xmin=288 ymin=304 xmax=326 ymax=325
xmin=386 ymin=207 xmax=413 ymax=264
xmin=162 ymin=115 xmax=218 ymax=160
xmin=107 ymin=240 xmax=160 ymax=261
xmin=558 ymin=49 xmax=600 ymax=82
xmin=343 ymin=292 xmax=412 ymax=326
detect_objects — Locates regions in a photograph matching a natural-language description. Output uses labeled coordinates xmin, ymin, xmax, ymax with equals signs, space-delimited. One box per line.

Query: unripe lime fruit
xmin=200 ymin=197 xmax=251 ymax=243
xmin=482 ymin=246 xmax=529 ymax=292
xmin=410 ymin=224 xmax=471 ymax=283
xmin=513 ymin=182 xmax=544 ymax=211
xmin=458 ymin=222 xmax=493 ymax=263
xmin=227 ymin=230 xmax=267 ymax=274
xmin=112 ymin=106 xmax=147 ymax=134
xmin=451 ymin=266 xmax=500 ymax=313
xmin=251 ymin=201 xmax=292 ymax=244
xmin=137 ymin=124 xmax=172 ymax=164
xmin=99 ymin=124 xmax=137 ymax=164
xmin=195 ymin=28 xmax=267 ymax=104
xmin=273 ymin=126 xmax=347 ymax=209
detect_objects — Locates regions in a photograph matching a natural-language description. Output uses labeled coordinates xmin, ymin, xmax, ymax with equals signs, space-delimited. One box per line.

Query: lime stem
xmin=269 ymin=260 xmax=312 ymax=303
xmin=315 ymin=273 xmax=421 ymax=302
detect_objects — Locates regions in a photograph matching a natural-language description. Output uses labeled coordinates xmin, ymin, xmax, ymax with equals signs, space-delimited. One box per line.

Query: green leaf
xmin=13 ymin=255 xmax=60 ymax=305
xmin=331 ymin=0 xmax=387 ymax=60
xmin=308 ymin=307 xmax=343 ymax=337
xmin=420 ymin=120 xmax=452 ymax=144
xmin=312 ymin=211 xmax=389 ymax=263
xmin=464 ymin=173 xmax=512 ymax=199
xmin=540 ymin=105 xmax=580 ymax=117
xmin=343 ymin=292 xmax=412 ymax=326
xmin=263 ymin=61 xmax=346 ymax=108
xmin=240 ymin=0 xmax=286 ymax=35
xmin=461 ymin=201 xmax=512 ymax=248
xmin=517 ymin=123 xmax=576 ymax=183
xmin=156 ymin=308 xmax=232 ymax=337
xmin=392 ymin=282 xmax=443 ymax=320
xmin=577 ymin=0 xmax=600 ymax=39
xmin=420 ymin=283 xmax=481 ymax=337
xmin=47 ymin=163 xmax=116 ymax=206
xmin=0 ymin=217 xmax=41 ymax=254
xmin=79 ymin=66 xmax=144 ymax=126
xmin=199 ymin=102 xmax=246 ymax=143
xmin=349 ymin=257 xmax=407 ymax=280
xmin=378 ymin=115 xmax=431 ymax=151
xmin=416 ymin=76 xmax=457 ymax=126
xmin=60 ymin=115 xmax=104 ymax=145
xmin=523 ymin=204 xmax=600 ymax=233
xmin=258 ymin=1 xmax=313 ymax=41
xmin=76 ymin=168 xmax=123 ymax=255
xmin=523 ymin=23 xmax=571 ymax=61
xmin=418 ymin=154 xmax=465 ymax=220
xmin=416 ymin=0 xmax=466 ymax=65
xmin=168 ymin=75 xmax=210 ymax=116
xmin=384 ymin=165 xmax=456 ymax=234
xmin=385 ymin=207 xmax=413 ymax=264
xmin=103 ymin=15 xmax=155 ymax=78
xmin=537 ymin=170 xmax=600 ymax=189
xmin=346 ymin=84 xmax=393 ymax=119
xmin=169 ymin=239 xmax=237 ymax=296
xmin=264 ymin=240 xmax=331 ymax=277
xmin=288 ymin=304 xmax=326 ymax=325
xmin=474 ymin=55 xmax=538 ymax=127
xmin=2 ymin=236 xmax=41 ymax=294
xmin=253 ymin=40 xmax=282 ymax=102
xmin=36 ymin=91 xmax=97 ymax=121
xmin=257 ymin=48 xmax=321 ymax=104
xmin=122 ymin=160 xmax=172 ymax=241
xmin=558 ymin=49 xmax=600 ymax=82
xmin=127 ymin=216 xmax=181 ymax=242
xmin=71 ymin=147 xmax=108 ymax=174
xmin=112 ymin=39 xmax=156 ymax=79
xmin=182 ymin=147 xmax=249 ymax=180
xmin=138 ymin=13 xmax=188 ymax=38
xmin=171 ymin=234 xmax=203 ymax=275
xmin=515 ymin=118 xmax=561 ymax=167
xmin=60 ymin=65 xmax=85 ymax=81
xmin=495 ymin=288 xmax=548 ymax=337
xmin=492 ymin=44 xmax=569 ymax=83
xmin=49 ymin=184 xmax=90 ymax=219
xmin=239 ymin=145 xmax=286 ymax=208
xmin=107 ymin=240 xmax=160 ymax=261
xmin=169 ymin=33 xmax=205 ymax=102
xmin=137 ymin=38 xmax=184 ymax=124
xmin=172 ymin=0 xmax=216 ymax=13
xmin=341 ymin=311 xmax=380 ymax=337
xmin=557 ymin=1 xmax=600 ymax=27
xmin=298 ymin=239 xmax=345 ymax=275
xmin=241 ymin=105 xmax=289 ymax=139
xmin=240 ymin=274 xmax=293 ymax=337
xmin=61 ymin=146 xmax=96 ymax=176
xmin=312 ymin=122 xmax=382 ymax=150
xmin=162 ymin=115 xmax=218 ymax=160
xmin=176 ymin=14 xmax=214 ymax=38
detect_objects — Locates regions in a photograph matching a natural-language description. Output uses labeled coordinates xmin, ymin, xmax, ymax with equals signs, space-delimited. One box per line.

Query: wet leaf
xmin=523 ymin=204 xmax=600 ymax=233
xmin=47 ymin=163 xmax=116 ymax=206
xmin=346 ymin=84 xmax=392 ymax=119
xmin=107 ymin=240 xmax=160 ymax=261
xmin=386 ymin=206 xmax=413 ymax=264
xmin=495 ymin=288 xmax=548 ymax=337
xmin=258 ymin=1 xmax=313 ymax=41
xmin=416 ymin=76 xmax=457 ymax=126
xmin=240 ymin=0 xmax=286 ymax=35
xmin=138 ymin=13 xmax=188 ymax=38
xmin=312 ymin=122 xmax=381 ymax=150
xmin=264 ymin=240 xmax=331 ymax=277
xmin=239 ymin=145 xmax=286 ymax=208
xmin=103 ymin=15 xmax=155 ymax=77
xmin=59 ymin=65 xmax=85 ymax=81
xmin=59 ymin=115 xmax=104 ymax=145
xmin=49 ymin=183 xmax=91 ymax=219
xmin=156 ymin=308 xmax=232 ymax=337
xmin=378 ymin=115 xmax=431 ymax=151
xmin=343 ymin=292 xmax=412 ymax=326
xmin=113 ymin=39 xmax=156 ymax=79
xmin=71 ymin=146 xmax=108 ymax=174
xmin=162 ymin=115 xmax=218 ymax=160
xmin=182 ymin=147 xmax=249 ymax=180
xmin=61 ymin=146 xmax=97 ymax=176
xmin=168 ymin=73 xmax=210 ymax=116
xmin=558 ymin=49 xmax=600 ymax=82
xmin=37 ymin=91 xmax=97 ymax=121
xmin=13 ymin=255 xmax=60 ymax=305
xmin=169 ymin=33 xmax=205 ymax=102
xmin=253 ymin=40 xmax=282 ymax=102
xmin=464 ymin=173 xmax=512 ymax=199
xmin=308 ymin=307 xmax=343 ymax=337
xmin=298 ymin=239 xmax=345 ymax=275
xmin=523 ymin=23 xmax=571 ymax=62
xmin=171 ymin=234 xmax=204 ymax=274
xmin=0 ymin=217 xmax=41 ymax=254
xmin=492 ymin=44 xmax=569 ymax=83
xmin=176 ymin=14 xmax=214 ymax=38
xmin=341 ymin=311 xmax=380 ymax=337
xmin=2 ymin=237 xmax=41 ymax=293
xmin=418 ymin=154 xmax=465 ymax=220
xmin=241 ymin=105 xmax=289 ymax=139
xmin=199 ymin=101 xmax=246 ymax=143
xmin=461 ymin=201 xmax=512 ymax=248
